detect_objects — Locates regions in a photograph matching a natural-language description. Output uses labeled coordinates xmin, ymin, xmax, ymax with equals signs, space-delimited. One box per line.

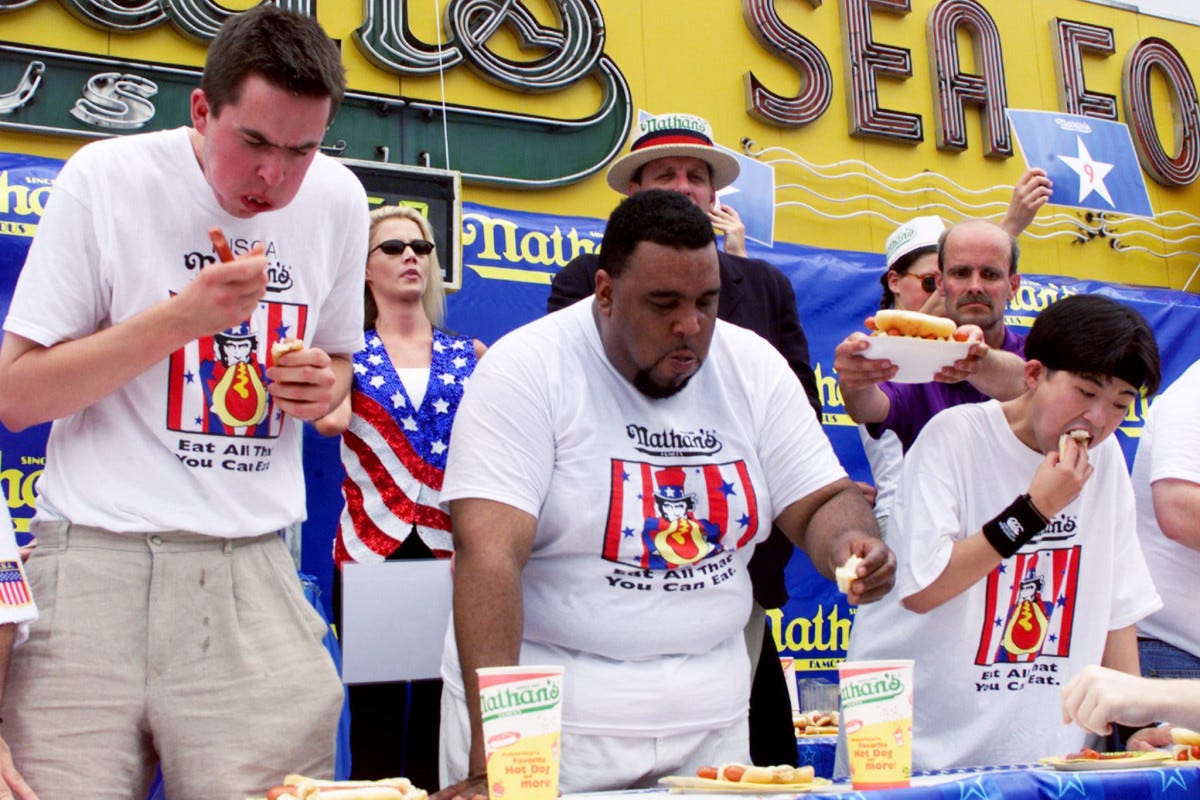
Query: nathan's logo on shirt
xmin=182 ymin=236 xmax=294 ymax=293
xmin=625 ymin=424 xmax=722 ymax=457
xmin=1029 ymin=513 xmax=1078 ymax=545
xmin=600 ymin=460 xmax=759 ymax=573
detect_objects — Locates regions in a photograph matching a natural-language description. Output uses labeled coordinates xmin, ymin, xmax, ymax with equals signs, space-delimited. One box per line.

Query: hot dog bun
xmin=271 ymin=338 xmax=304 ymax=360
xmin=835 ymin=554 xmax=863 ymax=594
xmin=268 ymin=777 xmax=427 ymax=800
xmin=1172 ymin=727 xmax=1200 ymax=747
xmin=713 ymin=764 xmax=815 ymax=784
xmin=868 ymin=309 xmax=956 ymax=341
xmin=1057 ymin=430 xmax=1091 ymax=460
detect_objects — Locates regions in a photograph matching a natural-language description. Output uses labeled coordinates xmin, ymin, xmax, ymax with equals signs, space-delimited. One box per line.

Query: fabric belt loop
xmin=223 ymin=538 xmax=234 ymax=556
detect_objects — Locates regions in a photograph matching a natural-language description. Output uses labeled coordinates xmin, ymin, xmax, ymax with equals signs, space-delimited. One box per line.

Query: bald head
xmin=936 ymin=220 xmax=1021 ymax=343
xmin=938 ymin=221 xmax=1018 ymax=276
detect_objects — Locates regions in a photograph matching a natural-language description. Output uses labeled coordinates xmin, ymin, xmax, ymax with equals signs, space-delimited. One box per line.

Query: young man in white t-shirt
xmin=838 ymin=294 xmax=1162 ymax=773
xmin=0 ymin=7 xmax=367 ymax=798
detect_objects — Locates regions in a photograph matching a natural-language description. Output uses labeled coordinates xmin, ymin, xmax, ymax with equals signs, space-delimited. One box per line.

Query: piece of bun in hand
xmin=271 ymin=338 xmax=304 ymax=360
xmin=1057 ymin=430 xmax=1091 ymax=460
xmin=835 ymin=554 xmax=863 ymax=594
xmin=866 ymin=309 xmax=957 ymax=341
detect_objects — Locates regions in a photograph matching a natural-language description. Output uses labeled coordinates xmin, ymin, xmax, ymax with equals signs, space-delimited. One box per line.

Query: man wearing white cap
xmin=548 ymin=112 xmax=821 ymax=768
xmin=836 ymin=218 xmax=1036 ymax=456
xmin=855 ymin=170 xmax=1051 ymax=533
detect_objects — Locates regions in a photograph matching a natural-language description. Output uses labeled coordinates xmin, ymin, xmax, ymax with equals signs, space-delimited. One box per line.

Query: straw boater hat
xmin=605 ymin=113 xmax=741 ymax=193
xmin=884 ymin=215 xmax=946 ymax=269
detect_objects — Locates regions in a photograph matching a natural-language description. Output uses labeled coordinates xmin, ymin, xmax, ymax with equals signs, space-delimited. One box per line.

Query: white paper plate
xmin=1037 ymin=751 xmax=1174 ymax=771
xmin=861 ymin=336 xmax=970 ymax=383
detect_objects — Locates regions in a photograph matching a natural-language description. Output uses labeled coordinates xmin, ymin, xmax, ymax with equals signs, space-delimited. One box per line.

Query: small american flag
xmin=0 ymin=560 xmax=31 ymax=608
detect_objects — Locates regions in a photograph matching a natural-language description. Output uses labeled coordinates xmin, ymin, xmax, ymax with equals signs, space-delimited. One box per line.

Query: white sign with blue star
xmin=1007 ymin=109 xmax=1154 ymax=218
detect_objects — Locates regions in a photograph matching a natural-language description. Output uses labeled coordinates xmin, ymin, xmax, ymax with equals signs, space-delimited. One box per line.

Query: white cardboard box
xmin=340 ymin=560 xmax=453 ymax=684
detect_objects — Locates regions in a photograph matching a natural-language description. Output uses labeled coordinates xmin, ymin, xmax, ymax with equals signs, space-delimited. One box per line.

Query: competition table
xmin=564 ymin=761 xmax=1200 ymax=800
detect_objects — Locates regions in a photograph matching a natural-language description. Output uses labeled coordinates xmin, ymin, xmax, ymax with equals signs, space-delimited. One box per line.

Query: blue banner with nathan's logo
xmin=3 ymin=153 xmax=1199 ymax=680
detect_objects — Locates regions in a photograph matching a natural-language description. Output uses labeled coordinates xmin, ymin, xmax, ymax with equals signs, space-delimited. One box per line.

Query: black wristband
xmin=981 ymin=494 xmax=1048 ymax=559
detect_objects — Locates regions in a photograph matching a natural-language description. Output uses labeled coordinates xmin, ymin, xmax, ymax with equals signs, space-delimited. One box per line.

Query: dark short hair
xmin=1025 ymin=294 xmax=1161 ymax=395
xmin=937 ymin=223 xmax=1021 ymax=275
xmin=597 ymin=189 xmax=715 ymax=278
xmin=200 ymin=5 xmax=346 ymax=125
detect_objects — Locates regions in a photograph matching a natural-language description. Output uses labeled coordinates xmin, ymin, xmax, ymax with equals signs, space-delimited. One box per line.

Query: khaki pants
xmin=2 ymin=521 xmax=344 ymax=800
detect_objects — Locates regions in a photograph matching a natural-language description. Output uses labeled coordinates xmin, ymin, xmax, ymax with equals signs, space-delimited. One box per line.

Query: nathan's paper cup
xmin=478 ymin=665 xmax=564 ymax=800
xmin=838 ymin=660 xmax=914 ymax=790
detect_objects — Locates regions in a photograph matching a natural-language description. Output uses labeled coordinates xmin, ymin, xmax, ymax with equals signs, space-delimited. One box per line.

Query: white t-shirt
xmin=440 ymin=299 xmax=847 ymax=736
xmin=4 ymin=128 xmax=367 ymax=536
xmin=859 ymin=425 xmax=903 ymax=536
xmin=841 ymin=400 xmax=1160 ymax=771
xmin=1133 ymin=359 xmax=1200 ymax=656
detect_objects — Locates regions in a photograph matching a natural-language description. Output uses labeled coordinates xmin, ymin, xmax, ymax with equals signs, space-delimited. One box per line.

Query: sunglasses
xmin=902 ymin=273 xmax=938 ymax=293
xmin=370 ymin=238 xmax=435 ymax=256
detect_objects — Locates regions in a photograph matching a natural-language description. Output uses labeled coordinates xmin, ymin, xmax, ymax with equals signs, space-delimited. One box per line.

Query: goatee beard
xmin=633 ymin=369 xmax=691 ymax=399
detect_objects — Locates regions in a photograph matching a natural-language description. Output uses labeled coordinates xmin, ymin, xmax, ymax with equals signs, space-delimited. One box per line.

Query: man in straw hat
xmin=549 ymin=113 xmax=822 ymax=767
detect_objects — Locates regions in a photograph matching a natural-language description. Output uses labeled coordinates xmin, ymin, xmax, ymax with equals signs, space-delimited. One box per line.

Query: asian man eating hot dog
xmin=836 ymin=294 xmax=1162 ymax=773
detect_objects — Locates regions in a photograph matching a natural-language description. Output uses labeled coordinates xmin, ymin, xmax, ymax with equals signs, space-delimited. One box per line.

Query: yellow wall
xmin=3 ymin=0 xmax=1199 ymax=290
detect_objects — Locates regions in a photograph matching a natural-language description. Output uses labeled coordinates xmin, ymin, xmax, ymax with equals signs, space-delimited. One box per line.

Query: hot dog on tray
xmin=258 ymin=775 xmax=428 ymax=800
xmin=1172 ymin=726 xmax=1200 ymax=761
xmin=696 ymin=763 xmax=815 ymax=784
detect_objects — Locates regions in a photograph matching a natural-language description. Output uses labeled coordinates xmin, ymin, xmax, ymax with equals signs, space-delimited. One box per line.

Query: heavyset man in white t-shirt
xmin=838 ymin=294 xmax=1162 ymax=773
xmin=0 ymin=7 xmax=367 ymax=798
xmin=433 ymin=190 xmax=896 ymax=799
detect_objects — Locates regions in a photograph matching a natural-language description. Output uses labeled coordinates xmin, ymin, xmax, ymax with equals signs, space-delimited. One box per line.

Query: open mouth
xmin=244 ymin=194 xmax=271 ymax=212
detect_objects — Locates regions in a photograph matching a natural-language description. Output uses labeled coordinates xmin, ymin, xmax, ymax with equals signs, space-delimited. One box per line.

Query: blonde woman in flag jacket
xmin=315 ymin=205 xmax=485 ymax=786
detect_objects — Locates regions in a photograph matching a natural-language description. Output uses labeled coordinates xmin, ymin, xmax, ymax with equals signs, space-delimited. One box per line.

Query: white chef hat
xmin=885 ymin=215 xmax=946 ymax=269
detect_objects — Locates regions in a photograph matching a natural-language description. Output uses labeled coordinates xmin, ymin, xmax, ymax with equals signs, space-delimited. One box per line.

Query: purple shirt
xmin=867 ymin=327 xmax=1027 ymax=453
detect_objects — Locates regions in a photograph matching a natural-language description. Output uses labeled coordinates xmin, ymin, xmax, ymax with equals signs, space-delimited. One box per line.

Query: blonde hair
xmin=364 ymin=205 xmax=447 ymax=329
